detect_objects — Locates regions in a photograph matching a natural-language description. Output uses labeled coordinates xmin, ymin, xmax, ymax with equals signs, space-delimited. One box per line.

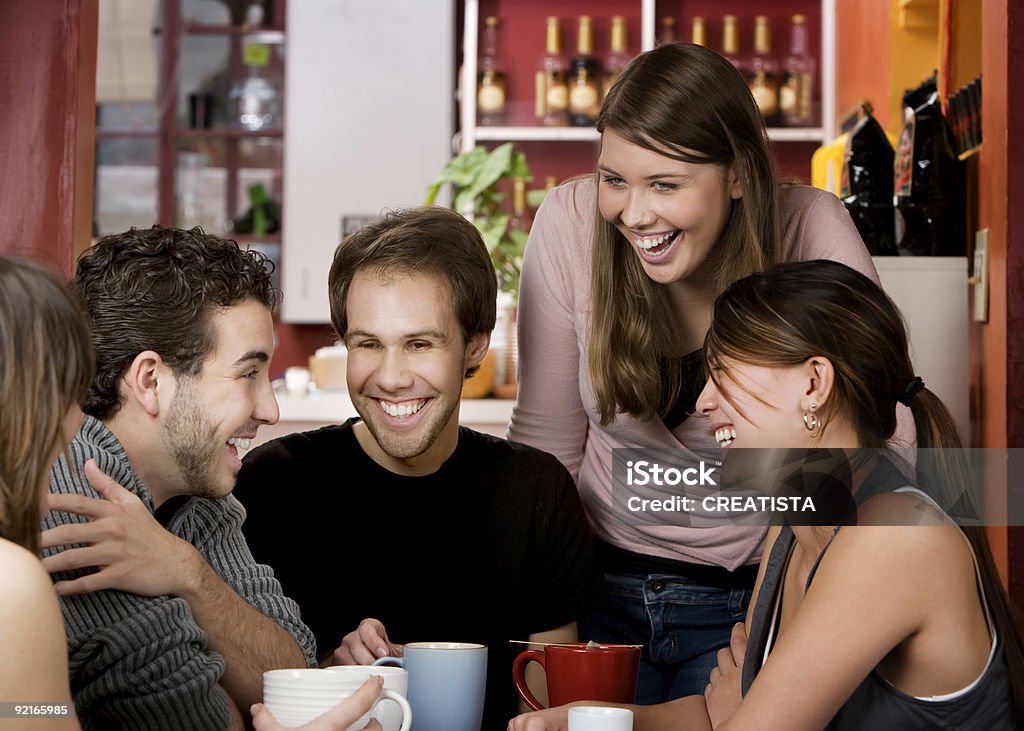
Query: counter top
xmin=275 ymin=391 xmax=515 ymax=423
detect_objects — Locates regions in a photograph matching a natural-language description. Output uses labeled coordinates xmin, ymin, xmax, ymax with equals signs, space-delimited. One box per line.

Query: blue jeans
xmin=579 ymin=572 xmax=752 ymax=704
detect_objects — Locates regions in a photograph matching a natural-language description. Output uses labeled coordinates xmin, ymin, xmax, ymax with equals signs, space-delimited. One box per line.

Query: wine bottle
xmin=567 ymin=16 xmax=602 ymax=127
xmin=747 ymin=16 xmax=780 ymax=124
xmin=502 ymin=177 xmax=531 ymax=388
xmin=509 ymin=177 xmax=532 ymax=234
xmin=721 ymin=15 xmax=742 ymax=70
xmin=691 ymin=16 xmax=707 ymax=47
xmin=535 ymin=17 xmax=568 ymax=126
xmin=780 ymin=14 xmax=816 ymax=126
xmin=658 ymin=17 xmax=676 ymax=46
xmin=603 ymin=16 xmax=630 ymax=100
xmin=229 ymin=8 xmax=281 ymax=132
xmin=477 ymin=16 xmax=507 ymax=126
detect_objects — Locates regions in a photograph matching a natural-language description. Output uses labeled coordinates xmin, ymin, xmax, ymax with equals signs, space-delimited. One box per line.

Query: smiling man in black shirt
xmin=235 ymin=207 xmax=605 ymax=727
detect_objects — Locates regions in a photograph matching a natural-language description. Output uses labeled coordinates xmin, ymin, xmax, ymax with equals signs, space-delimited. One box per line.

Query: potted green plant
xmin=425 ymin=143 xmax=549 ymax=399
xmin=424 ymin=142 xmax=545 ymax=299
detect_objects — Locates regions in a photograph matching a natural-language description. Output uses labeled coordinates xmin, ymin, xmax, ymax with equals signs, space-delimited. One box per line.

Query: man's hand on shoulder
xmin=329 ymin=618 xmax=403 ymax=666
xmin=41 ymin=459 xmax=203 ymax=598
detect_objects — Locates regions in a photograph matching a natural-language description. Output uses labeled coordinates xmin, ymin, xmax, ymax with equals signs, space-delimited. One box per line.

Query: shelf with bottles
xmin=460 ymin=0 xmax=836 ymax=154
xmin=176 ymin=29 xmax=284 ymax=134
xmin=164 ymin=0 xmax=285 ymax=256
xmin=182 ymin=22 xmax=285 ymax=44
xmin=173 ymin=135 xmax=282 ymax=226
xmin=461 ymin=1 xmax=647 ymax=152
xmin=657 ymin=0 xmax=830 ymax=135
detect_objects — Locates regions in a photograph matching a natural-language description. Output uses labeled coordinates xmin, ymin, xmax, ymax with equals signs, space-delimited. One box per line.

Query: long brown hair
xmin=589 ymin=42 xmax=781 ymax=425
xmin=0 ymin=256 xmax=94 ymax=554
xmin=704 ymin=259 xmax=1024 ymax=726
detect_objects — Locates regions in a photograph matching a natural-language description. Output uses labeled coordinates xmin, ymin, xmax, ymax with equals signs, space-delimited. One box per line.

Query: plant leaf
xmin=476 ymin=214 xmax=509 ymax=253
xmin=505 ymin=228 xmax=529 ymax=255
xmin=509 ymin=151 xmax=532 ymax=181
xmin=462 ymin=143 xmax=514 ymax=201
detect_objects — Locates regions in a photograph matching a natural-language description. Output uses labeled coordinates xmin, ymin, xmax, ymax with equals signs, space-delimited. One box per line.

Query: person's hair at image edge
xmin=74 ymin=225 xmax=278 ymax=420
xmin=327 ymin=206 xmax=497 ymax=378
xmin=589 ymin=42 xmax=782 ymax=424
xmin=703 ymin=258 xmax=1024 ymax=724
xmin=0 ymin=256 xmax=95 ymax=555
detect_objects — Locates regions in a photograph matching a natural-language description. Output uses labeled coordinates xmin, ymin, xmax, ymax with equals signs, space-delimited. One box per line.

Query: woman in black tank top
xmin=509 ymin=260 xmax=1023 ymax=731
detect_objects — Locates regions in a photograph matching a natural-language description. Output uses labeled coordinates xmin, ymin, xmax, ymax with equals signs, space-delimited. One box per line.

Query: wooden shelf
xmin=96 ymin=129 xmax=158 ymax=139
xmin=768 ymin=127 xmax=827 ymax=142
xmin=470 ymin=125 xmax=825 ymax=143
xmin=473 ymin=126 xmax=600 ymax=142
xmin=182 ymin=23 xmax=285 ymax=44
xmin=176 ymin=128 xmax=284 ymax=139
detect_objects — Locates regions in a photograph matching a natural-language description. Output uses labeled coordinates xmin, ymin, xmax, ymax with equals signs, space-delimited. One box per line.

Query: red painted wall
xmin=0 ymin=0 xmax=97 ymax=275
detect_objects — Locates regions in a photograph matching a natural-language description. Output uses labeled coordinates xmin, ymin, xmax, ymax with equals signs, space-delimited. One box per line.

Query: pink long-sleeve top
xmin=508 ymin=177 xmax=912 ymax=570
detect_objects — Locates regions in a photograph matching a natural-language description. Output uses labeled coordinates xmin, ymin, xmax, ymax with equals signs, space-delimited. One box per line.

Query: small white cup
xmin=568 ymin=706 xmax=634 ymax=731
xmin=325 ymin=666 xmax=408 ymax=731
xmin=284 ymin=366 xmax=311 ymax=395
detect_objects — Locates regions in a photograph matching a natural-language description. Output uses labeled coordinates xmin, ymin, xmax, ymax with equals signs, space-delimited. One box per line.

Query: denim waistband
xmin=597 ymin=539 xmax=758 ymax=590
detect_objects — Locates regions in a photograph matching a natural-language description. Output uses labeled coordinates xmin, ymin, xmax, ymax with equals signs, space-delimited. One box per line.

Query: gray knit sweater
xmin=43 ymin=416 xmax=317 ymax=730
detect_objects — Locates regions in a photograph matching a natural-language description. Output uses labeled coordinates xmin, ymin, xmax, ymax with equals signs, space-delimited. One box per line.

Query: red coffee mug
xmin=511 ymin=643 xmax=640 ymax=711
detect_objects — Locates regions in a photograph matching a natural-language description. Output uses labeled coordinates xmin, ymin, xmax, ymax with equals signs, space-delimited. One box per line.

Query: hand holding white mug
xmin=252 ymin=675 xmax=383 ymax=731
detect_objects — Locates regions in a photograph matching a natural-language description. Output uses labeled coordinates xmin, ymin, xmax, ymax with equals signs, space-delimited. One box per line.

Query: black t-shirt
xmin=235 ymin=419 xmax=606 ymax=728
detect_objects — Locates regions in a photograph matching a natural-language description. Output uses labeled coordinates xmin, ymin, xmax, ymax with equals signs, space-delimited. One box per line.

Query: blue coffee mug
xmin=374 ymin=642 xmax=487 ymax=731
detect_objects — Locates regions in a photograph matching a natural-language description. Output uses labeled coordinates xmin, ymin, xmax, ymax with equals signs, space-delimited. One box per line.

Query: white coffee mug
xmin=568 ymin=706 xmax=634 ymax=731
xmin=325 ymin=665 xmax=408 ymax=731
xmin=263 ymin=668 xmax=411 ymax=730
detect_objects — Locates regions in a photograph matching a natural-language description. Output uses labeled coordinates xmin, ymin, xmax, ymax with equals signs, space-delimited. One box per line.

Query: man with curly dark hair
xmin=39 ymin=226 xmax=315 ymax=730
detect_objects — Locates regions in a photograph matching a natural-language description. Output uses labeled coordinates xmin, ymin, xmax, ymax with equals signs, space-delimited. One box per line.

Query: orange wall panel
xmin=835 ymin=0 xmax=891 ymax=128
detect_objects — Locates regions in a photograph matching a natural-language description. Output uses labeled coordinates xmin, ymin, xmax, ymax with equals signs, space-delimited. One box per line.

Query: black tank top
xmin=742 ymin=459 xmax=1015 ymax=730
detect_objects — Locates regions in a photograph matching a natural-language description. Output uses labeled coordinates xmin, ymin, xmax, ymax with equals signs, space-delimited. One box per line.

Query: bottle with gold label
xmin=535 ymin=17 xmax=568 ymax=126
xmin=658 ymin=16 xmax=676 ymax=46
xmin=603 ymin=16 xmax=630 ymax=100
xmin=747 ymin=15 xmax=780 ymax=124
xmin=691 ymin=16 xmax=707 ymax=47
xmin=477 ymin=16 xmax=507 ymax=126
xmin=568 ymin=16 xmax=602 ymax=127
xmin=721 ymin=15 xmax=743 ymax=70
xmin=780 ymin=14 xmax=816 ymax=126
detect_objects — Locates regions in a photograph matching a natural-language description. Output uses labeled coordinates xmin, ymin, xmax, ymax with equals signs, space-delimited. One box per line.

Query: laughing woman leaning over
xmin=508 ymin=41 xmax=913 ymax=703
xmin=510 ymin=260 xmax=1022 ymax=731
